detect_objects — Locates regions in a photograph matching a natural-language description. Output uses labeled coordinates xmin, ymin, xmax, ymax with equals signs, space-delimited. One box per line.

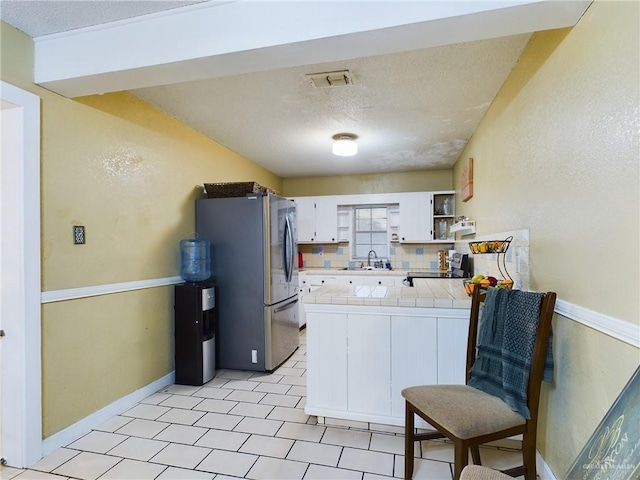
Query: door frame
xmin=1 ymin=81 xmax=42 ymax=467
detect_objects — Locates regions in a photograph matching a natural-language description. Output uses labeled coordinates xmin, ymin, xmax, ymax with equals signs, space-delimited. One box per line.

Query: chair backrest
xmin=465 ymin=287 xmax=557 ymax=421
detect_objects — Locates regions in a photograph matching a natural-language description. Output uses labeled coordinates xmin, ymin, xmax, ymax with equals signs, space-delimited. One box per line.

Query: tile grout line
xmin=15 ymin=333 xmax=522 ymax=480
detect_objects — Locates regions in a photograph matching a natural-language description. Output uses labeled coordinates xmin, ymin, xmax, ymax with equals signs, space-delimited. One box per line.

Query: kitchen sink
xmin=346 ymin=267 xmax=391 ymax=271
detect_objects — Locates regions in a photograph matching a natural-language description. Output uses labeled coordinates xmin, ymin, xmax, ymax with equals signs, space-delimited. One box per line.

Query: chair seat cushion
xmin=460 ymin=465 xmax=513 ymax=480
xmin=402 ymin=384 xmax=525 ymax=439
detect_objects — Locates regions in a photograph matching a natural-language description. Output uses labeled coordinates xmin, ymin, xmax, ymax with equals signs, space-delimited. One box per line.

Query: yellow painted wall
xmin=452 ymin=1 xmax=639 ymax=476
xmin=1 ymin=21 xmax=281 ymax=437
xmin=282 ymin=169 xmax=452 ymax=196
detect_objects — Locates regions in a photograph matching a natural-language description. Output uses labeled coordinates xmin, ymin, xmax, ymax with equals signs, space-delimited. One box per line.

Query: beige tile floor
xmin=1 ymin=331 xmax=524 ymax=480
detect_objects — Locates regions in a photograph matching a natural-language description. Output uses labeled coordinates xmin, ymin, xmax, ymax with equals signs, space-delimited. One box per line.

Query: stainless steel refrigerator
xmin=196 ymin=193 xmax=299 ymax=372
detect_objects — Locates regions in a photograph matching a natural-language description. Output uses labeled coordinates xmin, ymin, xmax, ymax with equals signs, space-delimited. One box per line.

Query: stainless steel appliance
xmin=405 ymin=253 xmax=470 ymax=286
xmin=174 ymin=284 xmax=216 ymax=385
xmin=196 ymin=193 xmax=298 ymax=371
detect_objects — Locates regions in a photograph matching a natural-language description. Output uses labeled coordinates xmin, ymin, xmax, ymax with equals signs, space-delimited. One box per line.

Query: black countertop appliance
xmin=405 ymin=253 xmax=470 ymax=286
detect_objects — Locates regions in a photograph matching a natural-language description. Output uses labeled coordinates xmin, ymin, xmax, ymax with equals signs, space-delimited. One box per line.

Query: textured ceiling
xmin=132 ymin=34 xmax=530 ymax=177
xmin=0 ymin=0 xmax=208 ymax=37
xmin=1 ymin=1 xmax=580 ymax=178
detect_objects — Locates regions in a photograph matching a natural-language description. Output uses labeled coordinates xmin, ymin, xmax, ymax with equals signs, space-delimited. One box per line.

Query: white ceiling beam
xmin=34 ymin=0 xmax=591 ymax=97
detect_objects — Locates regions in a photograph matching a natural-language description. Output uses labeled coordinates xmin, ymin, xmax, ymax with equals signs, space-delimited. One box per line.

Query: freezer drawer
xmin=266 ymin=296 xmax=299 ymax=370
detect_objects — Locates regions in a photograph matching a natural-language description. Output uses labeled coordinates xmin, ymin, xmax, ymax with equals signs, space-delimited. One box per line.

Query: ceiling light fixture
xmin=332 ymin=133 xmax=358 ymax=156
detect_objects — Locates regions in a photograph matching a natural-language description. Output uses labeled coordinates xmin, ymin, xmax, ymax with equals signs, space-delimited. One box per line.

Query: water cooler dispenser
xmin=174 ymin=284 xmax=216 ymax=385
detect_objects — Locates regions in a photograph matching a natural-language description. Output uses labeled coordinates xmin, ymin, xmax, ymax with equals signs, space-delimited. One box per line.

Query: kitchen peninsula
xmin=303 ymin=278 xmax=471 ymax=427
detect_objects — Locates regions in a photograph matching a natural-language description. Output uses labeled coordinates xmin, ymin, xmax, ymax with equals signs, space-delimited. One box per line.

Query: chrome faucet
xmin=367 ymin=250 xmax=378 ymax=267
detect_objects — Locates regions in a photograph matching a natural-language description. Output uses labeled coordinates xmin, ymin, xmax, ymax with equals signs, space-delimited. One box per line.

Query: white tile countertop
xmin=303 ymin=278 xmax=471 ymax=309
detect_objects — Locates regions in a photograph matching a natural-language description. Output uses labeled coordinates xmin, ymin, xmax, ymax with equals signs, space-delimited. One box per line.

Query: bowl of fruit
xmin=468 ymin=239 xmax=511 ymax=254
xmin=463 ymin=275 xmax=513 ymax=295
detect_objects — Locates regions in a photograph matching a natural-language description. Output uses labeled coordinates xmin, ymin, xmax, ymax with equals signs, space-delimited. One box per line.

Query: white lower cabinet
xmin=305 ymin=307 xmax=469 ymax=426
xmin=305 ymin=274 xmax=405 ymax=288
xmin=347 ymin=314 xmax=391 ymax=416
xmin=298 ymin=272 xmax=307 ymax=328
xmin=390 ymin=316 xmax=438 ymax=418
xmin=437 ymin=316 xmax=469 ymax=385
xmin=306 ymin=313 xmax=348 ymax=411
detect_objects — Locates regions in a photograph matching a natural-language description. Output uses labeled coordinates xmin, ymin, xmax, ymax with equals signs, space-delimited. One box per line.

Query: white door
xmin=0 ymin=81 xmax=42 ymax=468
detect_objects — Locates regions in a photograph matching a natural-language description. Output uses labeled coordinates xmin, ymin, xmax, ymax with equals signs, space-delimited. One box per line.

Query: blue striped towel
xmin=468 ymin=288 xmax=553 ymax=419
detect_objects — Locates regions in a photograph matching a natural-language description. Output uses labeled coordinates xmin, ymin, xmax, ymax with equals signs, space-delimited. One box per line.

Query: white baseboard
xmin=537 ymin=450 xmax=558 ymax=480
xmin=39 ymin=372 xmax=175 ymax=461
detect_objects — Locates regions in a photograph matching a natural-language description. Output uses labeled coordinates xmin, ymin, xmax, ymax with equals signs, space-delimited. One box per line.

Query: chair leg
xmin=405 ymin=402 xmax=415 ymax=480
xmin=470 ymin=445 xmax=481 ymax=465
xmin=453 ymin=440 xmax=469 ymax=480
xmin=522 ymin=434 xmax=537 ymax=480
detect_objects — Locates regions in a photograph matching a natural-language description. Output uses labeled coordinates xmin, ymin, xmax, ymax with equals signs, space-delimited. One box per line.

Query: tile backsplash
xmin=299 ymin=228 xmax=531 ymax=291
xmin=298 ymin=243 xmax=451 ymax=271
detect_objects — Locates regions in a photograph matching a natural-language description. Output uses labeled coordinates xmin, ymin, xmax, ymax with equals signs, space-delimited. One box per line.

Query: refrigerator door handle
xmin=284 ymin=215 xmax=294 ymax=283
xmin=273 ymin=297 xmax=299 ymax=314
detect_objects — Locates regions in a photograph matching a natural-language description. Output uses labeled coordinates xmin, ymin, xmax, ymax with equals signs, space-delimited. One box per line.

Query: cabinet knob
xmin=349 ymin=280 xmax=353 ymax=284
xmin=332 ymin=238 xmax=335 ymax=241
xmin=378 ymin=281 xmax=382 ymax=285
xmin=321 ymin=280 xmax=325 ymax=284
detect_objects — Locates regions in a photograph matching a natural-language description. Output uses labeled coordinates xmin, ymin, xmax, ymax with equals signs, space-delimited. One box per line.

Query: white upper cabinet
xmin=293 ymin=191 xmax=454 ymax=244
xmin=293 ymin=196 xmax=316 ymax=242
xmin=292 ymin=196 xmax=338 ymax=243
xmin=432 ymin=192 xmax=456 ymax=242
xmin=397 ymin=192 xmax=433 ymax=243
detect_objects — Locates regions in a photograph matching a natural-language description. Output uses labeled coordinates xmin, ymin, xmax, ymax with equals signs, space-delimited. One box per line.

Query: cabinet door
xmin=433 ymin=193 xmax=456 ymax=242
xmin=347 ymin=314 xmax=391 ymax=416
xmin=308 ymin=275 xmax=340 ymax=287
xmin=293 ymin=197 xmax=317 ymax=243
xmin=390 ymin=315 xmax=438 ymax=418
xmin=398 ymin=192 xmax=433 ymax=242
xmin=306 ymin=312 xmax=348 ymax=410
xmin=437 ymin=316 xmax=469 ymax=385
xmin=314 ymin=196 xmax=338 ymax=243
xmin=364 ymin=276 xmax=396 ymax=286
xmin=298 ymin=288 xmax=306 ymax=327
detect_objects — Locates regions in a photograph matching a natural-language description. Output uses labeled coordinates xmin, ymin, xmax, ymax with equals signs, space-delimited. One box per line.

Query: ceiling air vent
xmin=306 ymin=70 xmax=353 ymax=88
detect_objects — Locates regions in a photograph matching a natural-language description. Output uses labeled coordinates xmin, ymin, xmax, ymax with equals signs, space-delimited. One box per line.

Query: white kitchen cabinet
xmin=306 ymin=275 xmax=342 ymax=288
xmin=398 ymin=192 xmax=433 ymax=243
xmin=305 ymin=274 xmax=404 ymax=288
xmin=305 ymin=305 xmax=470 ymax=426
xmin=306 ymin=312 xmax=348 ymax=411
xmin=298 ymin=272 xmax=308 ymax=328
xmin=292 ymin=196 xmax=338 ymax=243
xmin=294 ymin=191 xmax=455 ymax=244
xmin=437 ymin=316 xmax=469 ymax=384
xmin=294 ymin=197 xmax=316 ymax=243
xmin=315 ymin=196 xmax=338 ymax=242
xmin=347 ymin=314 xmax=391 ymax=416
xmin=432 ymin=191 xmax=456 ymax=242
xmin=390 ymin=315 xmax=438 ymax=418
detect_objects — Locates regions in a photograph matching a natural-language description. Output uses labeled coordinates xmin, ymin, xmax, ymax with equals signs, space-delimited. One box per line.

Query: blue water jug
xmin=180 ymin=238 xmax=211 ymax=282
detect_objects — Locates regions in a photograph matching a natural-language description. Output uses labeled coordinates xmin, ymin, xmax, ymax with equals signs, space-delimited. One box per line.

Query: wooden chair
xmin=402 ymin=287 xmax=556 ymax=480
